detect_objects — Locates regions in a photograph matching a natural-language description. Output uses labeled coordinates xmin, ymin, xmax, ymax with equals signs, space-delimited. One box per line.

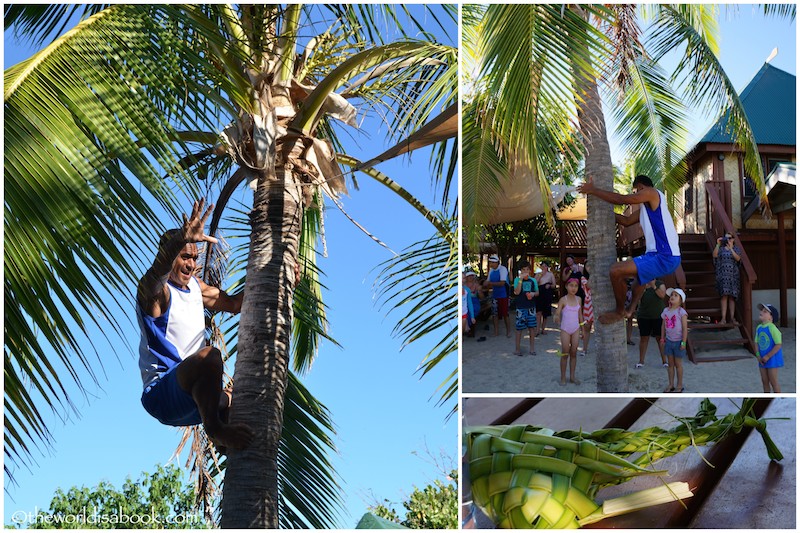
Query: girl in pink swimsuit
xmin=555 ymin=277 xmax=584 ymax=386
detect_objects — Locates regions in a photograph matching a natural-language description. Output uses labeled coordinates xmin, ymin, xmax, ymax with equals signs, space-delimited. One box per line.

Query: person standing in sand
xmin=487 ymin=255 xmax=512 ymax=337
xmin=554 ymin=277 xmax=583 ymax=386
xmin=661 ymin=288 xmax=688 ymax=393
xmin=635 ymin=279 xmax=668 ymax=369
xmin=755 ymin=303 xmax=783 ymax=393
xmin=577 ymin=174 xmax=681 ymax=324
xmin=512 ymin=262 xmax=539 ymax=356
xmin=535 ymin=261 xmax=556 ymax=336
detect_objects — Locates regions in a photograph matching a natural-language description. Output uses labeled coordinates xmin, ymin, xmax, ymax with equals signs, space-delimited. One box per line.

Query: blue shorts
xmin=515 ymin=308 xmax=537 ymax=331
xmin=759 ymin=351 xmax=784 ymax=369
xmin=633 ymin=253 xmax=681 ymax=286
xmin=664 ymin=339 xmax=685 ymax=358
xmin=141 ymin=363 xmax=202 ymax=427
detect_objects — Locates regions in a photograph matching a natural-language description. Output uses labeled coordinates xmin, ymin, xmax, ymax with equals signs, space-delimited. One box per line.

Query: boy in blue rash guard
xmin=756 ymin=303 xmax=783 ymax=393
xmin=577 ymin=174 xmax=681 ymax=325
xmin=137 ymin=198 xmax=253 ymax=450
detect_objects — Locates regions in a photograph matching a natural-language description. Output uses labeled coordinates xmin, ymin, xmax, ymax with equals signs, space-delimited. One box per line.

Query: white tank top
xmin=639 ymin=190 xmax=681 ymax=256
xmin=137 ymin=277 xmax=206 ymax=388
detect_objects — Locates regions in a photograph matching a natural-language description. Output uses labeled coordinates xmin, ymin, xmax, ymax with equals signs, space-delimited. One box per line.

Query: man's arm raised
xmin=137 ymin=229 xmax=186 ymax=314
xmin=136 ymin=199 xmax=217 ymax=316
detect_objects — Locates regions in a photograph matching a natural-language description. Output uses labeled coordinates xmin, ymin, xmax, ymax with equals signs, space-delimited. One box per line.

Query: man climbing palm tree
xmin=137 ymin=198 xmax=253 ymax=450
xmin=577 ymin=175 xmax=681 ymax=325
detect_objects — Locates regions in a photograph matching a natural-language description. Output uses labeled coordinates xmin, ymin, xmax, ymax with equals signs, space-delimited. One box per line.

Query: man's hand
xmin=183 ymin=199 xmax=218 ymax=244
xmin=576 ymin=176 xmax=597 ymax=196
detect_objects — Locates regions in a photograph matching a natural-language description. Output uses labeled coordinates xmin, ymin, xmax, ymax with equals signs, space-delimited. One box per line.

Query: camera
xmin=720 ymin=237 xmax=728 ymax=246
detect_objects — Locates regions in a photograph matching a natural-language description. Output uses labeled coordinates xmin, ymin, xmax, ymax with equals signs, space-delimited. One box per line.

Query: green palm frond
xmin=277 ymin=372 xmax=343 ymax=529
xmin=374 ymin=224 xmax=457 ymax=415
xmin=608 ymin=55 xmax=690 ymax=196
xmin=293 ymin=190 xmax=341 ymax=375
xmin=322 ymin=4 xmax=456 ymax=46
xmin=649 ymin=5 xmax=766 ymax=206
xmin=4 ymin=4 xmax=107 ymax=46
xmin=461 ymin=97 xmax=507 ymax=232
xmin=762 ymin=3 xmax=796 ymax=20
xmin=462 ymin=5 xmax=607 ymax=230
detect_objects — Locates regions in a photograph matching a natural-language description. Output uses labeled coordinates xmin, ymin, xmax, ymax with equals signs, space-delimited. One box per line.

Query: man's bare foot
xmin=207 ymin=423 xmax=255 ymax=450
xmin=559 ymin=379 xmax=566 ymax=386
xmin=570 ymin=378 xmax=581 ymax=385
xmin=598 ymin=311 xmax=624 ymax=324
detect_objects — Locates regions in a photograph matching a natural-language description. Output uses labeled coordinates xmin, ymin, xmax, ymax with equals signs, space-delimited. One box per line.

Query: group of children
xmin=463 ymin=258 xmax=784 ymax=393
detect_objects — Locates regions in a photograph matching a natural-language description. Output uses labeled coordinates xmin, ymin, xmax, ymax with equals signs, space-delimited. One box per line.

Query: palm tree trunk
xmin=572 ymin=10 xmax=628 ymax=392
xmin=220 ymin=149 xmax=304 ymax=527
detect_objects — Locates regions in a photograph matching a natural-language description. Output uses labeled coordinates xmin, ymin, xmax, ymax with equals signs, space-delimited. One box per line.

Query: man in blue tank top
xmin=577 ymin=175 xmax=681 ymax=325
xmin=137 ymin=198 xmax=253 ymax=450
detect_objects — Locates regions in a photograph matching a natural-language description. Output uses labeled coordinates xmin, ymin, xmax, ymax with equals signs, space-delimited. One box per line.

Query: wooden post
xmin=778 ymin=212 xmax=788 ymax=327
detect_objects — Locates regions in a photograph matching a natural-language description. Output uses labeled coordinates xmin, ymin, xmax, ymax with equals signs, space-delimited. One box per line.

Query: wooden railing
xmin=705 ymin=181 xmax=757 ymax=339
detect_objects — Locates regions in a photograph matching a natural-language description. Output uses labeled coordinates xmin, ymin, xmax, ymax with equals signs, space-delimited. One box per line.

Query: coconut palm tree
xmin=462 ymin=3 xmax=793 ymax=392
xmin=5 ymin=4 xmax=456 ymax=528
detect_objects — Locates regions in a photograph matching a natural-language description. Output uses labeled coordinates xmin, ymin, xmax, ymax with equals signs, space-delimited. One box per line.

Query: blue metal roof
xmin=700 ymin=63 xmax=796 ymax=146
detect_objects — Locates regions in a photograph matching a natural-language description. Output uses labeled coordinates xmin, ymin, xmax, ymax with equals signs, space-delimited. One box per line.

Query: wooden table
xmin=462 ymin=397 xmax=795 ymax=529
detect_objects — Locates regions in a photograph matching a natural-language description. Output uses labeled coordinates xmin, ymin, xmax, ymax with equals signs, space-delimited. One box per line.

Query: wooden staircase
xmin=678 ymin=234 xmax=756 ymax=363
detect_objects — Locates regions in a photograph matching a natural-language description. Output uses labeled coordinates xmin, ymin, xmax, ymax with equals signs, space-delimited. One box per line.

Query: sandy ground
xmin=462 ymin=315 xmax=796 ymax=394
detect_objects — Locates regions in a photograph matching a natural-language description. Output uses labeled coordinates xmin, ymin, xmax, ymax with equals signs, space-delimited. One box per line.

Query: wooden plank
xmin=463 ymin=397 xmax=537 ymax=427
xmin=512 ymin=397 xmax=633 ymax=431
xmin=689 ymin=398 xmax=795 ymax=529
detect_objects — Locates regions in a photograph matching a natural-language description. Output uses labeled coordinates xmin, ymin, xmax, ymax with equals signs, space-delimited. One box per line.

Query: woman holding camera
xmin=712 ymin=232 xmax=742 ymax=324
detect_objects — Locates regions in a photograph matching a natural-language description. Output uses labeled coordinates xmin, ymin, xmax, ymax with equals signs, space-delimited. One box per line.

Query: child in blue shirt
xmin=755 ymin=303 xmax=783 ymax=393
xmin=512 ymin=262 xmax=539 ymax=356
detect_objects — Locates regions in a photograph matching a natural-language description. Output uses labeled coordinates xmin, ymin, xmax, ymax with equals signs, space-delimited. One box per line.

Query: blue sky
xmin=4 ymin=6 xmax=456 ymax=528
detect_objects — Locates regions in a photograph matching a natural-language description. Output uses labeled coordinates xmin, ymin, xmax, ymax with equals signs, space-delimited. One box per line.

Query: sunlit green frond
xmin=4 ymin=4 xmax=106 ymax=47
xmin=477 ymin=5 xmax=607 ymax=164
xmin=461 ymin=97 xmax=507 ymax=233
xmin=374 ymin=225 xmax=457 ymax=415
xmin=277 ymin=372 xmax=343 ymax=528
xmin=293 ymin=191 xmax=341 ymax=375
xmin=321 ymin=4 xmax=457 ymax=47
xmin=649 ymin=5 xmax=766 ymax=206
xmin=609 ymin=55 xmax=690 ymax=196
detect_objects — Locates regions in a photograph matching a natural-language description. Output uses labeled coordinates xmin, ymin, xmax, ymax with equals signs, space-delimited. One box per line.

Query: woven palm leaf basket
xmin=465 ymin=399 xmax=783 ymax=528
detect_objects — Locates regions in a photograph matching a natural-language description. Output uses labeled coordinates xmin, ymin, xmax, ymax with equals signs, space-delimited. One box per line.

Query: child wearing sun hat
xmin=755 ymin=303 xmax=782 ymax=393
xmin=660 ymin=287 xmax=688 ymax=392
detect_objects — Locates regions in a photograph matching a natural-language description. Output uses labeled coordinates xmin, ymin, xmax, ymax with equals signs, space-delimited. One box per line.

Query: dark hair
xmin=159 ymin=228 xmax=182 ymax=249
xmin=518 ymin=261 xmax=531 ymax=270
xmin=632 ymin=174 xmax=654 ymax=188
